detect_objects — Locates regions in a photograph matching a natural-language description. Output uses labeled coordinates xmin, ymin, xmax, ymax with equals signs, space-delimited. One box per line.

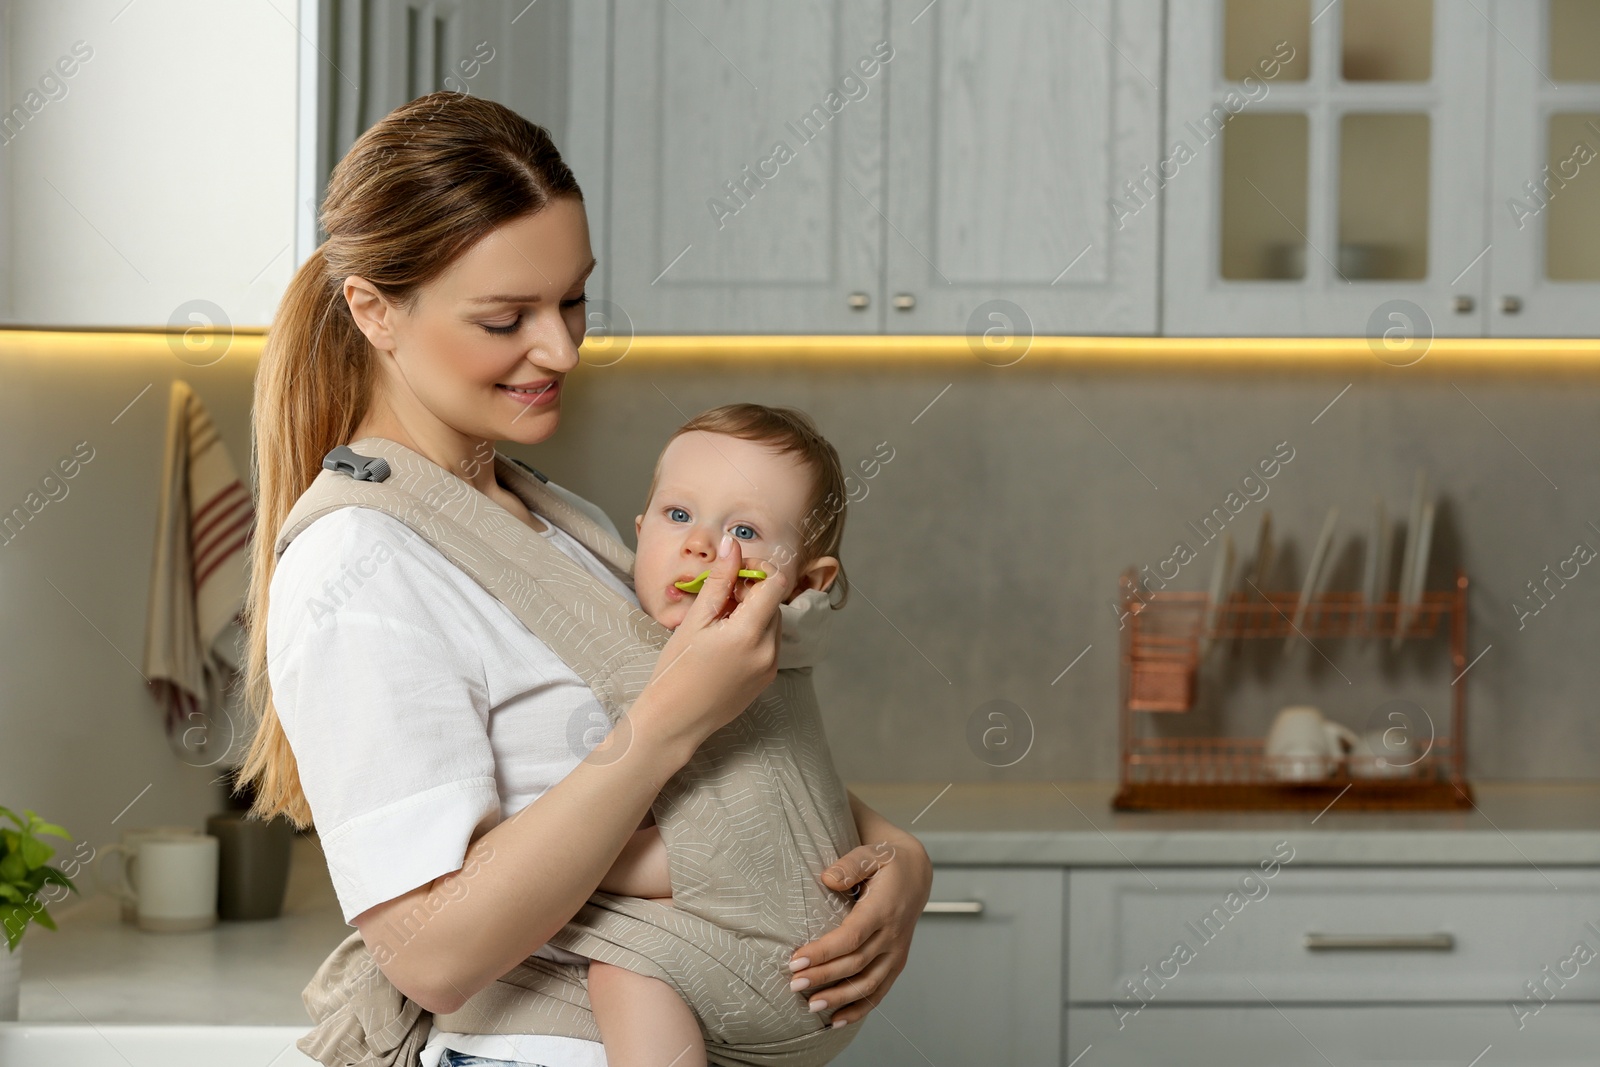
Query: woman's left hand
xmin=787 ymin=814 xmax=933 ymax=1027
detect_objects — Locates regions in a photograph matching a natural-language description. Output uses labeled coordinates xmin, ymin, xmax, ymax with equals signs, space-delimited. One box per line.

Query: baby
xmin=585 ymin=402 xmax=850 ymax=1067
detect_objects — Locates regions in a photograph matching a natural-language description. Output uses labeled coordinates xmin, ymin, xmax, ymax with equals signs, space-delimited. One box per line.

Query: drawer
xmin=1066 ymin=1005 xmax=1600 ymax=1065
xmin=1069 ymin=866 xmax=1600 ymax=1003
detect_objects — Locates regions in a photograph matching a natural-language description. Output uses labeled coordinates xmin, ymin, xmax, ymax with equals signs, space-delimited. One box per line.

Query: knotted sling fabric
xmin=277 ymin=436 xmax=862 ymax=1067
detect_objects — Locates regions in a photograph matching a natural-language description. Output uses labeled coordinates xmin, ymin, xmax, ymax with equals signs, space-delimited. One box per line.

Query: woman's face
xmin=350 ymin=196 xmax=596 ymax=454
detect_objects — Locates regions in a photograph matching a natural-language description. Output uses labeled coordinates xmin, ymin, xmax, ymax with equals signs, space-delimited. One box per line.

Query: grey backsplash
xmin=527 ymin=358 xmax=1600 ymax=783
xmin=4 ymin=345 xmax=1596 ymax=847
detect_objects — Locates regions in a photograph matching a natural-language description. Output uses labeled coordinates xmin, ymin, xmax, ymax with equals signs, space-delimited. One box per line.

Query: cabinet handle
xmin=1501 ymin=295 xmax=1523 ymax=314
xmin=892 ymin=293 xmax=916 ymax=311
xmin=1303 ymin=933 xmax=1454 ymax=951
xmin=1452 ymin=294 xmax=1474 ymax=314
xmin=922 ymin=900 xmax=984 ymax=915
xmin=847 ymin=291 xmax=870 ymax=310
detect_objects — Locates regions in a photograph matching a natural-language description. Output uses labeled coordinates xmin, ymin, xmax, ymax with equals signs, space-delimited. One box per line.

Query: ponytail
xmin=237 ymin=246 xmax=372 ymax=828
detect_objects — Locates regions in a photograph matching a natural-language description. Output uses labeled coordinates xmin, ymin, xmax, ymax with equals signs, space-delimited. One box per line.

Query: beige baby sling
xmin=278 ymin=436 xmax=862 ymax=1067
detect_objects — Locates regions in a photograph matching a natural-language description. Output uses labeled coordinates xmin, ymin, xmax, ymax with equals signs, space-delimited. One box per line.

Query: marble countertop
xmin=16 ymin=781 xmax=1600 ymax=1025
xmin=847 ymin=780 xmax=1600 ymax=866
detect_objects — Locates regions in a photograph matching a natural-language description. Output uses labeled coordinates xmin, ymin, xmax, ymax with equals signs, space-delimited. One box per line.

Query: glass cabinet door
xmin=1163 ymin=0 xmax=1491 ymax=337
xmin=1487 ymin=0 xmax=1600 ymax=337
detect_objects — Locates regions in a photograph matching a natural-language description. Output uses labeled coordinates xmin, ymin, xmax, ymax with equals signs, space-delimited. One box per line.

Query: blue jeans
xmin=438 ymin=1050 xmax=551 ymax=1067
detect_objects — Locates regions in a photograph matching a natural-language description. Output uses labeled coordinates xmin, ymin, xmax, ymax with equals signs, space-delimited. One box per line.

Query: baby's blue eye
xmin=732 ymin=524 xmax=757 ymax=540
xmin=667 ymin=506 xmax=690 ymax=523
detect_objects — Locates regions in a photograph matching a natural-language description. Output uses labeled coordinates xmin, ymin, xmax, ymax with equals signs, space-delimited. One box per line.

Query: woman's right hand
xmin=641 ymin=533 xmax=790 ymax=751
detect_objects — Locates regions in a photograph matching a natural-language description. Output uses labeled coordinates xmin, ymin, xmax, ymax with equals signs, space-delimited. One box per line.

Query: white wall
xmin=0 ymin=335 xmax=261 ymax=870
xmin=4 ymin=0 xmax=298 ymax=327
xmin=0 ymin=0 xmax=299 ymax=861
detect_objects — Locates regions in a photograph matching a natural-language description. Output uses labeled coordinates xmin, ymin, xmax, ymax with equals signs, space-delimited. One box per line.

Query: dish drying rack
xmin=1113 ymin=566 xmax=1472 ymax=812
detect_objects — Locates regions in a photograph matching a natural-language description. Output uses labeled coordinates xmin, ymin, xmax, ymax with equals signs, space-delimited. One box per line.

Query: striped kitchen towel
xmin=142 ymin=380 xmax=254 ymax=757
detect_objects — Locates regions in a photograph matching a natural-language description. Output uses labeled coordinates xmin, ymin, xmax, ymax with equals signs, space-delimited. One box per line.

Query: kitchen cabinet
xmin=1069 ymin=867 xmax=1600 ymax=1004
xmin=305 ymin=0 xmax=1162 ymax=335
xmin=877 ymin=0 xmax=1161 ymax=336
xmin=830 ymin=866 xmax=1065 ymax=1067
xmin=1161 ymin=0 xmax=1493 ymax=338
xmin=1486 ymin=0 xmax=1600 ymax=337
xmin=834 ymin=860 xmax=1600 ymax=1066
xmin=1164 ymin=0 xmax=1600 ymax=340
xmin=306 ymin=0 xmax=1600 ymax=338
xmin=595 ymin=0 xmax=1161 ymax=335
xmin=1067 ymin=1005 xmax=1600 ymax=1065
xmin=601 ymin=0 xmax=888 ymax=334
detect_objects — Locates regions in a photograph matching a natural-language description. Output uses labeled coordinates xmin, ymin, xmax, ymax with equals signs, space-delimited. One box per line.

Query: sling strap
xmin=278 ymin=437 xmax=860 ymax=1067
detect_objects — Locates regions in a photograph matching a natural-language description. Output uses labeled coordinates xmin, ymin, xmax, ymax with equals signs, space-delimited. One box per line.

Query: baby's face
xmin=633 ymin=431 xmax=819 ymax=630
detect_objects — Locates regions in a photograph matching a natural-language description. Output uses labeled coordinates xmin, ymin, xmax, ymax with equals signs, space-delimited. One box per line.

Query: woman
xmin=238 ymin=90 xmax=932 ymax=1067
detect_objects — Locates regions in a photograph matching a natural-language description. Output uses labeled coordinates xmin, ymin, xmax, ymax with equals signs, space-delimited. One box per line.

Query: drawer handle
xmin=922 ymin=900 xmax=984 ymax=916
xmin=1304 ymin=933 xmax=1455 ymax=951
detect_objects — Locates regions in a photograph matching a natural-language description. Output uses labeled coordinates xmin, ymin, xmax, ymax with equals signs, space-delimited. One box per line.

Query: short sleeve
xmin=267 ymin=508 xmax=501 ymax=925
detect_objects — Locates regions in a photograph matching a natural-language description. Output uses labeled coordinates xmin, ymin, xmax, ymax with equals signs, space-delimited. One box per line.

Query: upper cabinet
xmin=310 ymin=0 xmax=1600 ymax=338
xmin=603 ymin=0 xmax=889 ymax=334
xmin=1165 ymin=0 xmax=1600 ymax=339
xmin=1487 ymin=0 xmax=1600 ymax=337
xmin=1162 ymin=0 xmax=1492 ymax=337
xmin=596 ymin=0 xmax=1162 ymax=334
xmin=880 ymin=0 xmax=1161 ymax=335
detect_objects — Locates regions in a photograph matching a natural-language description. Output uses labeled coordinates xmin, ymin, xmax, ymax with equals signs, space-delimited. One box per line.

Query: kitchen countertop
xmin=16 ymin=781 xmax=1600 ymax=1025
xmin=18 ymin=833 xmax=349 ymax=1025
xmin=848 ymin=780 xmax=1600 ymax=866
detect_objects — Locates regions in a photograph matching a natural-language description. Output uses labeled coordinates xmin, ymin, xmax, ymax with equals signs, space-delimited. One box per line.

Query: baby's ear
xmin=801 ymin=555 xmax=841 ymax=594
xmin=634 ymin=514 xmax=643 ymax=535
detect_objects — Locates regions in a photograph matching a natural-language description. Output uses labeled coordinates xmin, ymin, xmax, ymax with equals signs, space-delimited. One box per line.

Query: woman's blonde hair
xmin=645 ymin=403 xmax=851 ymax=610
xmin=237 ymin=92 xmax=582 ymax=828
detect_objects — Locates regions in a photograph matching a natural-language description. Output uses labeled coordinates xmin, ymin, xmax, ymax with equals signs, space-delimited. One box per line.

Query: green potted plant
xmin=0 ymin=806 xmax=79 ymax=1021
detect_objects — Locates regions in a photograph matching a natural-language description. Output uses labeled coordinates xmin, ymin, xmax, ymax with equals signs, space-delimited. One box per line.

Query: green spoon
xmin=674 ymin=568 xmax=767 ymax=593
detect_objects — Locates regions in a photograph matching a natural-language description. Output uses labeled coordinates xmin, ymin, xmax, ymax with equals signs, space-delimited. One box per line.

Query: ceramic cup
xmin=101 ymin=834 xmax=219 ymax=932
xmin=96 ymin=825 xmax=201 ymax=924
xmin=1349 ymin=727 xmax=1419 ymax=779
xmin=1265 ymin=705 xmax=1360 ymax=782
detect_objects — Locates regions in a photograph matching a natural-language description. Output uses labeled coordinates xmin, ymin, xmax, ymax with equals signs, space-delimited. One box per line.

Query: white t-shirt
xmin=268 ymin=477 xmax=629 ymax=1067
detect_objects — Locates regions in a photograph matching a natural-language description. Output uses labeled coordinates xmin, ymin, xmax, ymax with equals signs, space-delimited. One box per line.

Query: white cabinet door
xmin=1486 ymin=0 xmax=1600 ymax=337
xmin=605 ymin=0 xmax=889 ymax=333
xmin=882 ymin=0 xmax=1162 ymax=336
xmin=1162 ymin=1 xmax=1492 ymax=338
xmin=831 ymin=866 xmax=1065 ymax=1067
xmin=1067 ymin=1005 xmax=1600 ymax=1066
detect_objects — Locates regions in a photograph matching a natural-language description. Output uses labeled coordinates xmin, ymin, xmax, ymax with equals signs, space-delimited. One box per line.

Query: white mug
xmin=1265 ymin=705 xmax=1359 ymax=782
xmin=96 ymin=826 xmax=201 ymax=924
xmin=1349 ymin=727 xmax=1419 ymax=779
xmin=101 ymin=834 xmax=219 ymax=932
